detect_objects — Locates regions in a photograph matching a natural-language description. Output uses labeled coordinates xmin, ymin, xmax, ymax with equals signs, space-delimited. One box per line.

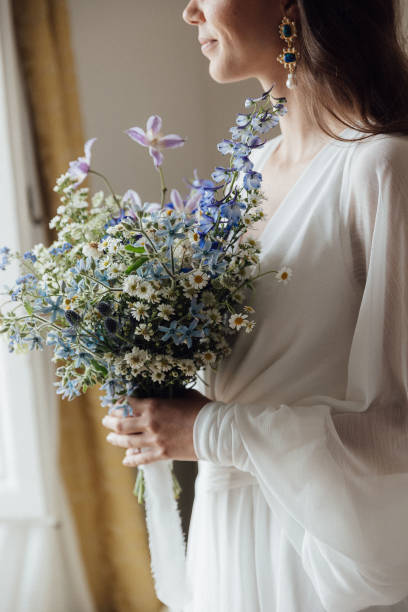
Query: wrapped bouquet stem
xmin=0 ymin=84 xmax=292 ymax=608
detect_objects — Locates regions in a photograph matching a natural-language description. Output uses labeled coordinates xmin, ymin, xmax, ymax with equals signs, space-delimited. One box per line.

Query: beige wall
xmin=66 ymin=0 xmax=275 ymax=202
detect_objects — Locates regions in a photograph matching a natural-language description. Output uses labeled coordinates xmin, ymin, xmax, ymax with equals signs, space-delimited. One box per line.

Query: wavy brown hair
xmin=295 ymin=0 xmax=408 ymax=142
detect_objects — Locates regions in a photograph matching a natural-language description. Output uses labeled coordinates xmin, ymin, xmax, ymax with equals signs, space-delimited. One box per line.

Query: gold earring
xmin=277 ymin=15 xmax=300 ymax=89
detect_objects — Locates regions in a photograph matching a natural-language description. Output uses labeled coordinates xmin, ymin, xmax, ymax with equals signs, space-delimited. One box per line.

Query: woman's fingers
xmin=122 ymin=447 xmax=163 ymax=466
xmin=106 ymin=431 xmax=156 ymax=450
xmin=102 ymin=413 xmax=146 ymax=434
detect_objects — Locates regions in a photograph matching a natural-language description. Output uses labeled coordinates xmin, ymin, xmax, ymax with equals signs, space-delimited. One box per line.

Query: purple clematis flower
xmin=67 ymin=138 xmax=97 ymax=188
xmin=125 ymin=115 xmax=185 ymax=168
xmin=122 ymin=189 xmax=161 ymax=215
xmin=167 ymin=188 xmax=201 ymax=215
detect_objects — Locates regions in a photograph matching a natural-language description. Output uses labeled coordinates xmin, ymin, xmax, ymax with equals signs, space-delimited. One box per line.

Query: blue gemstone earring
xmin=277 ymin=15 xmax=300 ymax=89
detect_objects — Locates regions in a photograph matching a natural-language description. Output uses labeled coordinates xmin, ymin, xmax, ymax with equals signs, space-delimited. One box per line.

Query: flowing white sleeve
xmin=193 ymin=135 xmax=408 ymax=612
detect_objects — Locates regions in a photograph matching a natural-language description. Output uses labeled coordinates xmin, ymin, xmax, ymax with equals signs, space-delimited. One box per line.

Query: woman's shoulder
xmin=347 ymin=128 xmax=408 ymax=179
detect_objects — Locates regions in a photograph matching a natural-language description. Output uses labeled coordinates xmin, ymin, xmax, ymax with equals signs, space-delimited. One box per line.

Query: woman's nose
xmin=182 ymin=0 xmax=205 ymax=26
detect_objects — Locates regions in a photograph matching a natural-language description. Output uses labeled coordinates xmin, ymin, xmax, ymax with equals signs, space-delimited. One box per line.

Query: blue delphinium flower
xmin=232 ymin=156 xmax=253 ymax=173
xmin=211 ymin=167 xmax=235 ymax=184
xmin=220 ymin=197 xmax=246 ymax=226
xmin=244 ymin=171 xmax=262 ymax=191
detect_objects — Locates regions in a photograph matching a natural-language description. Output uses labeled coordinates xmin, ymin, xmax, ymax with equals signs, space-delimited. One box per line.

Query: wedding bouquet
xmin=0 ymin=84 xmax=291 ymax=503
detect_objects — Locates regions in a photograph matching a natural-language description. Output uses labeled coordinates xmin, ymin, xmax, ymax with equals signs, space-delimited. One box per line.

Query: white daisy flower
xmin=107 ymin=238 xmax=121 ymax=254
xmin=130 ymin=302 xmax=149 ymax=320
xmin=229 ymin=312 xmax=248 ymax=330
xmin=152 ymin=355 xmax=173 ymax=372
xmin=189 ymin=270 xmax=209 ymax=290
xmin=178 ymin=359 xmax=196 ymax=376
xmin=107 ymin=262 xmax=126 ymax=278
xmin=151 ymin=370 xmax=166 ymax=382
xmin=201 ymin=290 xmax=216 ymax=307
xmin=99 ymin=257 xmax=110 ymax=270
xmin=207 ymin=309 xmax=222 ymax=324
xmin=124 ymin=347 xmax=149 ymax=370
xmin=123 ymin=275 xmax=140 ymax=296
xmin=243 ymin=305 xmax=255 ymax=313
xmin=183 ymin=286 xmax=198 ymax=299
xmin=134 ymin=323 xmax=153 ymax=340
xmin=244 ymin=320 xmax=256 ymax=333
xmin=275 ymin=266 xmax=293 ymax=284
xmin=98 ymin=238 xmax=110 ymax=252
xmin=201 ymin=350 xmax=216 ymax=365
xmin=133 ymin=281 xmax=154 ymax=300
xmin=157 ymin=304 xmax=174 ymax=320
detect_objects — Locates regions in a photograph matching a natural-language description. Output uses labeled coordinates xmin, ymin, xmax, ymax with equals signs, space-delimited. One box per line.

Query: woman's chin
xmin=208 ymin=62 xmax=249 ymax=84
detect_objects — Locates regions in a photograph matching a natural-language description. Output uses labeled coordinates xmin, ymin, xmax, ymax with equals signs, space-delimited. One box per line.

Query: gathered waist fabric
xmin=196 ymin=461 xmax=258 ymax=493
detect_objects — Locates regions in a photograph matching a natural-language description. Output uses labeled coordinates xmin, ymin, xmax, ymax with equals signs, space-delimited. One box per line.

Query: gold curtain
xmin=11 ymin=1 xmax=161 ymax=610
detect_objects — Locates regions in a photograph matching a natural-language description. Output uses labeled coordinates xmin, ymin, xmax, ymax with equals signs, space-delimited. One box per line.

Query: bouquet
xmin=0 ymin=84 xmax=292 ymax=607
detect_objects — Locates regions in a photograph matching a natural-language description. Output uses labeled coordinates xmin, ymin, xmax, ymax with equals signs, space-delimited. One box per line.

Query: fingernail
xmin=123 ymin=458 xmax=131 ymax=465
xmin=106 ymin=433 xmax=114 ymax=442
xmin=102 ymin=416 xmax=108 ymax=425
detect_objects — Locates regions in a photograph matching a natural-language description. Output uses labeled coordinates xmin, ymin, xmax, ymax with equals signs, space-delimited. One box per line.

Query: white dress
xmin=185 ymin=126 xmax=408 ymax=612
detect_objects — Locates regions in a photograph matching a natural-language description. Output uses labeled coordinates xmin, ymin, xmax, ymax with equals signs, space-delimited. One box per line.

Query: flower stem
xmin=158 ymin=166 xmax=167 ymax=208
xmin=89 ymin=170 xmax=121 ymax=207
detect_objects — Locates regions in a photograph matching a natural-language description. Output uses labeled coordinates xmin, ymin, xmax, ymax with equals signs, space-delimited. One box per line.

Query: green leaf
xmin=125 ymin=256 xmax=148 ymax=274
xmin=23 ymin=301 xmax=33 ymax=315
xmin=91 ymin=359 xmax=108 ymax=376
xmin=125 ymin=245 xmax=145 ymax=253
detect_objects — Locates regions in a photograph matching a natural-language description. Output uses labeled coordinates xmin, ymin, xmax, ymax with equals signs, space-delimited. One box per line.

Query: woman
xmin=102 ymin=0 xmax=408 ymax=610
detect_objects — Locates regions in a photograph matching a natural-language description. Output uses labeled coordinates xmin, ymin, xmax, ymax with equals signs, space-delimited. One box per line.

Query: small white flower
xmin=201 ymin=350 xmax=216 ymax=365
xmin=183 ymin=286 xmax=198 ymax=299
xmin=229 ymin=312 xmax=248 ymax=330
xmin=243 ymin=305 xmax=255 ymax=313
xmin=134 ymin=323 xmax=153 ymax=340
xmin=244 ymin=320 xmax=256 ymax=333
xmin=107 ymin=238 xmax=121 ymax=254
xmin=152 ymin=355 xmax=173 ymax=372
xmin=107 ymin=262 xmax=125 ymax=278
xmin=134 ymin=281 xmax=154 ymax=300
xmin=189 ymin=270 xmax=209 ymax=290
xmin=82 ymin=242 xmax=101 ymax=259
xmin=49 ymin=215 xmax=60 ymax=229
xmin=151 ymin=370 xmax=166 ymax=382
xmin=98 ymin=238 xmax=110 ymax=252
xmin=207 ymin=308 xmax=222 ymax=324
xmin=123 ymin=275 xmax=140 ymax=296
xmin=275 ymin=266 xmax=293 ymax=284
xmin=201 ymin=290 xmax=216 ymax=306
xmin=124 ymin=347 xmax=149 ymax=371
xmin=157 ymin=304 xmax=174 ymax=320
xmin=178 ymin=359 xmax=196 ymax=376
xmin=130 ymin=302 xmax=149 ymax=321
xmin=99 ymin=257 xmax=110 ymax=270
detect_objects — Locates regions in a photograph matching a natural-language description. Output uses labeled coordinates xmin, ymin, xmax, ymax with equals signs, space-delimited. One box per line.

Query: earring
xmin=277 ymin=15 xmax=300 ymax=90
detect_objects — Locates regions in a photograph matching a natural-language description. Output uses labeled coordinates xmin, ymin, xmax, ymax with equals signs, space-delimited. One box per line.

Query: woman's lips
xmin=200 ymin=40 xmax=218 ymax=54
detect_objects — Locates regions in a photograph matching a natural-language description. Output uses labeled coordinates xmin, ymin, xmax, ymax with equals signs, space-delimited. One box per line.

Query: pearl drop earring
xmin=277 ymin=15 xmax=300 ymax=89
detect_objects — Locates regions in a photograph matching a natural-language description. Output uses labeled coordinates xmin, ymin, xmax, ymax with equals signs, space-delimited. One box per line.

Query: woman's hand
xmin=101 ymin=388 xmax=209 ymax=466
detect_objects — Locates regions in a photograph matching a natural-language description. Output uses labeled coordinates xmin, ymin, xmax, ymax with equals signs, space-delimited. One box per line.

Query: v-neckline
xmin=256 ymin=126 xmax=354 ymax=247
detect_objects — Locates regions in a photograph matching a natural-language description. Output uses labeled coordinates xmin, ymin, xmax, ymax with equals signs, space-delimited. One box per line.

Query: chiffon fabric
xmin=185 ymin=126 xmax=408 ymax=612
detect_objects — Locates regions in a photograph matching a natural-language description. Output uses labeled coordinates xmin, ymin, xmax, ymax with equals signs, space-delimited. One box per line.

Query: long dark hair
xmin=295 ymin=0 xmax=408 ymax=141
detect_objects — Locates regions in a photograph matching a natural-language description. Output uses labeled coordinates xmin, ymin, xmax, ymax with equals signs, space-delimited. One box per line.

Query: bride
xmin=103 ymin=1 xmax=408 ymax=610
